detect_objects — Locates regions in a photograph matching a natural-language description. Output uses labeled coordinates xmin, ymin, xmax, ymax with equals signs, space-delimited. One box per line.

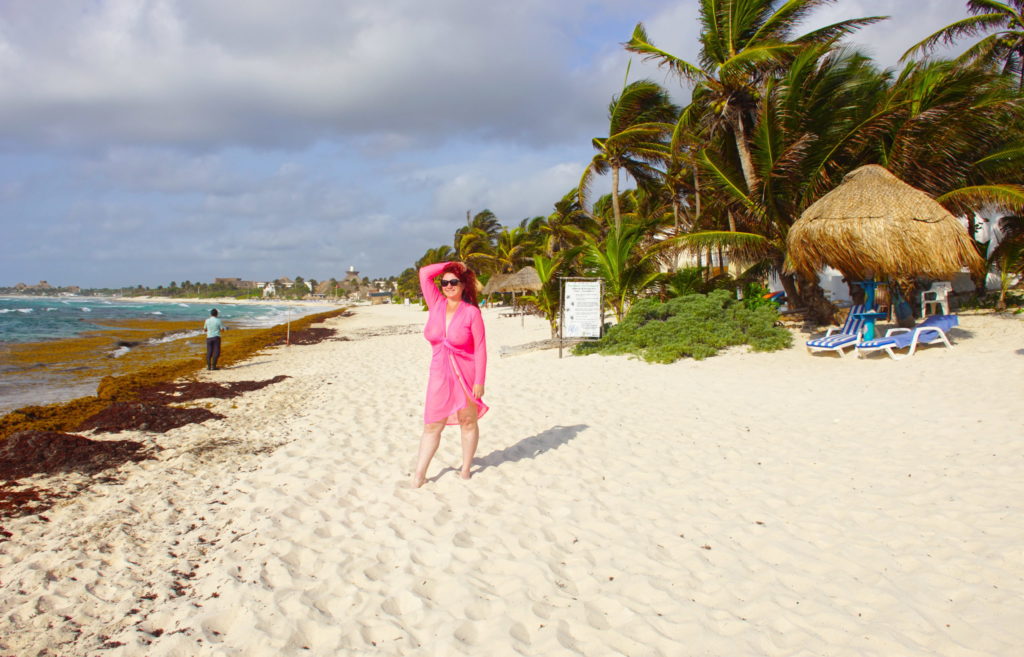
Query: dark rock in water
xmin=79 ymin=402 xmax=224 ymax=434
xmin=116 ymin=340 xmax=142 ymax=348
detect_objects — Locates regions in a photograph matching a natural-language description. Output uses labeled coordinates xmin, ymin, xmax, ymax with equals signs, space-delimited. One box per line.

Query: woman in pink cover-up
xmin=412 ymin=261 xmax=488 ymax=488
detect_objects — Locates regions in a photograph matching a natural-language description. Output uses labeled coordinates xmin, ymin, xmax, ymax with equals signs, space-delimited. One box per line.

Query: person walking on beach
xmin=413 ymin=261 xmax=488 ymax=488
xmin=204 ymin=308 xmax=225 ymax=370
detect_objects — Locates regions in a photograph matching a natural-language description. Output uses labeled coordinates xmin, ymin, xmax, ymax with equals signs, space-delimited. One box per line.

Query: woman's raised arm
xmin=418 ymin=262 xmax=450 ymax=307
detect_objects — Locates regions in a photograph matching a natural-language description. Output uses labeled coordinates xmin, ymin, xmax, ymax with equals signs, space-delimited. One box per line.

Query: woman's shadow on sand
xmin=431 ymin=424 xmax=588 ymax=482
xmin=475 ymin=424 xmax=587 ymax=474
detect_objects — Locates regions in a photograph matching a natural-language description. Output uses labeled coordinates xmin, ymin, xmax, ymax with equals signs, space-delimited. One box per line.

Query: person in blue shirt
xmin=204 ymin=309 xmax=225 ymax=370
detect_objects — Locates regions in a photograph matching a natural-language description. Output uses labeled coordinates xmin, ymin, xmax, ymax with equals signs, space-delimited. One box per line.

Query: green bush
xmin=574 ymin=290 xmax=792 ymax=363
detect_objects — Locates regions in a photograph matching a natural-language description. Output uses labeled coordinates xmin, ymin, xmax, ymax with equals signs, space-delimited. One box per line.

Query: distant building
xmin=14 ymin=282 xmax=26 ymax=291
xmin=344 ymin=266 xmax=359 ymax=283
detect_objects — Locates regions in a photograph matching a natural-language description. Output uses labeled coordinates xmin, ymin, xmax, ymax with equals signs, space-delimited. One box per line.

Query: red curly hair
xmin=439 ymin=262 xmax=479 ymax=306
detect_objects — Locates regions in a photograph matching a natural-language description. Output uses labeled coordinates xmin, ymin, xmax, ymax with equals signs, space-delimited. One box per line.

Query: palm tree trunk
xmin=611 ymin=165 xmax=622 ymax=232
xmin=671 ymin=198 xmax=681 ymax=272
xmin=780 ymin=272 xmax=801 ymax=310
xmin=729 ymin=113 xmax=759 ymax=191
xmin=693 ymin=162 xmax=702 ymax=222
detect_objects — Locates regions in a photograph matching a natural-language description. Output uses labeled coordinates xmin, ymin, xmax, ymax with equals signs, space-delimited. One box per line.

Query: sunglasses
xmin=440 ymin=279 xmax=462 ymax=287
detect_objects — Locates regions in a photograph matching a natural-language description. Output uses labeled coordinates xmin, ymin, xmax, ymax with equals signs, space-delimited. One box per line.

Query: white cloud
xmin=0 ymin=0 xmax=997 ymax=287
xmin=0 ymin=0 xmax=615 ymax=149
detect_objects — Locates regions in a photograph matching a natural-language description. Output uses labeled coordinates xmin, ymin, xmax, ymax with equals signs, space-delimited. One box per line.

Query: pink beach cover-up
xmin=419 ymin=263 xmax=489 ymax=425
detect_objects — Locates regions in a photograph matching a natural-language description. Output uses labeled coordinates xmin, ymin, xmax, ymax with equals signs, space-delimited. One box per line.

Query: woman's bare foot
xmin=460 ymin=467 xmax=472 ymax=480
xmin=411 ymin=473 xmax=427 ymax=488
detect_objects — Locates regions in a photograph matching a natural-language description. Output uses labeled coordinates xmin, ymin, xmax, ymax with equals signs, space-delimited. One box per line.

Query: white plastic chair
xmin=920 ymin=281 xmax=952 ymax=316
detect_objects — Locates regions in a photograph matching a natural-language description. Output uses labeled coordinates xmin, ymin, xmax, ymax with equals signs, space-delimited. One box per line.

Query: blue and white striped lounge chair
xmin=805 ymin=304 xmax=867 ymax=357
xmin=856 ymin=314 xmax=958 ymax=360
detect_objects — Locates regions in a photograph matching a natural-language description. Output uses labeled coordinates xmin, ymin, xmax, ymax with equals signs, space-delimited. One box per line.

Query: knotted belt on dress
xmin=441 ymin=337 xmax=475 ymax=399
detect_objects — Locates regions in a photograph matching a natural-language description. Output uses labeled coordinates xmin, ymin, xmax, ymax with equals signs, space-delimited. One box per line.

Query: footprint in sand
xmin=509 ymin=621 xmax=532 ymax=645
xmin=452 ymin=531 xmax=474 ymax=548
xmin=453 ymin=620 xmax=479 ymax=645
xmin=381 ymin=591 xmax=424 ymax=618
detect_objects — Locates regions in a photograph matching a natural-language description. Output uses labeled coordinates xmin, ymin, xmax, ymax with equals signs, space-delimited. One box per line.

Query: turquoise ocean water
xmin=0 ymin=296 xmax=340 ymax=414
xmin=0 ymin=296 xmax=326 ymax=343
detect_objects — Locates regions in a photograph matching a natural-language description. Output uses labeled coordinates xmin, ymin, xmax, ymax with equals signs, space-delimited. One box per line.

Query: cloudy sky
xmin=0 ymin=0 xmax=971 ymax=287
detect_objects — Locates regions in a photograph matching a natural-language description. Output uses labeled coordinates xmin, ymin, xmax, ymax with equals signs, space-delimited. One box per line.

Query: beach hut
xmin=787 ymin=164 xmax=984 ymax=283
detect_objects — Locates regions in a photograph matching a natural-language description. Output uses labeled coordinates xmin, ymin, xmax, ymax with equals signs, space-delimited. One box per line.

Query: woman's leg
xmin=412 ymin=420 xmax=445 ymax=488
xmin=456 ymin=394 xmax=479 ymax=480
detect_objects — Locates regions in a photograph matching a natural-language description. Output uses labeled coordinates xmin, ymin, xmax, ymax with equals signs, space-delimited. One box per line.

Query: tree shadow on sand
xmin=474 ymin=424 xmax=588 ymax=474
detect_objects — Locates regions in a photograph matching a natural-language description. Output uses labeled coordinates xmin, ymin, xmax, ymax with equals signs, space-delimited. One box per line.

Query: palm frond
xmin=937 ymin=184 xmax=1024 ymax=215
xmin=624 ymin=23 xmax=709 ymax=83
xmin=668 ymin=230 xmax=772 ymax=261
xmin=900 ymin=15 xmax=999 ymax=61
xmin=791 ymin=16 xmax=889 ymax=47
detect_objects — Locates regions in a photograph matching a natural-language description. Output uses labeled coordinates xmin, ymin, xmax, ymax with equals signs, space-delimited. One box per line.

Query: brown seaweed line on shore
xmin=0 ymin=308 xmax=346 ymax=442
xmin=0 ymin=309 xmax=346 ymax=532
xmin=0 ymin=373 xmax=294 ymax=526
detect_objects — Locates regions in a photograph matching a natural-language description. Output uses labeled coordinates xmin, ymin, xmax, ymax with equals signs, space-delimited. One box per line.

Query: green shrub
xmin=573 ymin=290 xmax=792 ymax=363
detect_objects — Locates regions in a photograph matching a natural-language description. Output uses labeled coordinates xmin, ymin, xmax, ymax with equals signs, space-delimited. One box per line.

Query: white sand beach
xmin=1 ymin=304 xmax=1022 ymax=656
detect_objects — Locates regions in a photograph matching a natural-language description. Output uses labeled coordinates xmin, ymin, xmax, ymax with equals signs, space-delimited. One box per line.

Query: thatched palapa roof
xmin=481 ymin=266 xmax=542 ymax=294
xmin=787 ymin=165 xmax=984 ymax=281
xmin=481 ymin=273 xmax=509 ymax=296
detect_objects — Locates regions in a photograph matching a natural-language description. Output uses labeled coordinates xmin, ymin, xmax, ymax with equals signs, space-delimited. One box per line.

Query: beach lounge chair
xmin=856 ymin=314 xmax=958 ymax=360
xmin=805 ymin=304 xmax=867 ymax=357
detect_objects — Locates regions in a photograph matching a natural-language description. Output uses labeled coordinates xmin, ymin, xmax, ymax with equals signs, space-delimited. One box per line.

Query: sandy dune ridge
xmin=1 ymin=304 xmax=1022 ymax=656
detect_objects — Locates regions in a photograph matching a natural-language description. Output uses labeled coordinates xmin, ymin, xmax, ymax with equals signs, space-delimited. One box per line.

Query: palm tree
xmin=579 ymin=79 xmax=678 ymax=232
xmin=416 ymin=245 xmax=456 ymax=268
xmin=670 ymin=46 xmax=896 ymax=312
xmin=520 ymin=252 xmax=576 ymax=337
xmin=989 ymin=215 xmax=1024 ymax=309
xmin=454 ymin=210 xmax=502 ymax=274
xmin=625 ymin=1 xmax=885 ymax=194
xmin=584 ymin=223 xmax=671 ymax=320
xmin=474 ymin=222 xmax=537 ymax=275
xmin=527 ymin=188 xmax=599 ymax=256
xmin=879 ymin=59 xmax=1024 ymax=216
xmin=902 ymin=1 xmax=1024 ymax=91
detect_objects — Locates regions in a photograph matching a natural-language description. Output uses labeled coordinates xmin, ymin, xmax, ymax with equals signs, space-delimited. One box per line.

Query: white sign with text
xmin=562 ymin=280 xmax=602 ymax=338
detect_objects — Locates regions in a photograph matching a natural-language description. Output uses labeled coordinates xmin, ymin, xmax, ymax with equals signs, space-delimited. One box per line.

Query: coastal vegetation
xmin=574 ymin=290 xmax=793 ymax=362
xmin=407 ymin=0 xmax=1024 ymax=352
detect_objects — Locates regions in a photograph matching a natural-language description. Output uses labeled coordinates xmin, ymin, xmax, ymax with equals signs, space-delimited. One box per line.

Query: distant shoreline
xmin=1 ymin=293 xmax=346 ymax=307
xmin=0 ymin=300 xmax=346 ymax=414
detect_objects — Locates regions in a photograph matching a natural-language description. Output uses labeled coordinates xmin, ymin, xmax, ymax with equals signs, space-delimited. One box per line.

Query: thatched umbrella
xmin=495 ymin=266 xmax=542 ymax=293
xmin=482 ymin=267 xmax=542 ymax=324
xmin=787 ymin=164 xmax=984 ymax=282
xmin=481 ymin=273 xmax=510 ymax=296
